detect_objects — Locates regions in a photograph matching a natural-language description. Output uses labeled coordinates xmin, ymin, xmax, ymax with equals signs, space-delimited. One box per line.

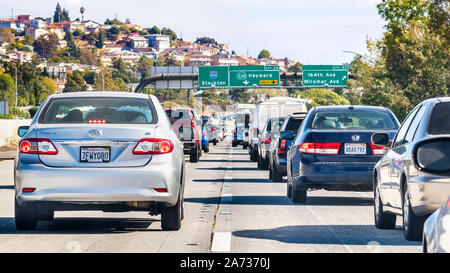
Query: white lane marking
xmin=211 ymin=232 xmax=231 ymax=252
xmin=221 ymin=193 xmax=233 ymax=202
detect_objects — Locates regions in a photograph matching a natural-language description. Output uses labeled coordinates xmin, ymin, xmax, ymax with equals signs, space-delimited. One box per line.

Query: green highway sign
xmin=302 ymin=65 xmax=349 ymax=87
xmin=198 ymin=66 xmax=229 ymax=88
xmin=229 ymin=65 xmax=280 ymax=87
xmin=198 ymin=65 xmax=280 ymax=88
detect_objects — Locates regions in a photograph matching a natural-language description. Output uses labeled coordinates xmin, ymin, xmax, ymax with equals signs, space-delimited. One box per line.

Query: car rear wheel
xmin=402 ymin=185 xmax=426 ymax=241
xmin=39 ymin=208 xmax=55 ymax=221
xmin=161 ymin=194 xmax=183 ymax=231
xmin=287 ymin=183 xmax=292 ymax=198
xmin=271 ymin=161 xmax=283 ymax=182
xmin=260 ymin=155 xmax=269 ymax=170
xmin=374 ymin=185 xmax=396 ymax=229
xmin=243 ymin=143 xmax=248 ymax=149
xmin=250 ymin=147 xmax=257 ymax=162
xmin=291 ymin=189 xmax=307 ymax=204
xmin=213 ymin=139 xmax=217 ymax=145
xmin=15 ymin=199 xmax=38 ymax=230
xmin=203 ymin=146 xmax=209 ymax=153
xmin=232 ymin=141 xmax=237 ymax=147
xmin=190 ymin=147 xmax=199 ymax=163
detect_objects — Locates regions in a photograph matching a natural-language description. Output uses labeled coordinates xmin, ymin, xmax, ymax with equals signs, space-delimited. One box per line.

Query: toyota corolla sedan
xmin=15 ymin=92 xmax=185 ymax=231
xmin=372 ymin=97 xmax=450 ymax=241
xmin=286 ymin=106 xmax=399 ymax=204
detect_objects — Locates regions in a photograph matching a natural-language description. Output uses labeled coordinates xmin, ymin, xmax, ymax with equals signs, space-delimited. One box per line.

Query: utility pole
xmin=15 ymin=66 xmax=18 ymax=108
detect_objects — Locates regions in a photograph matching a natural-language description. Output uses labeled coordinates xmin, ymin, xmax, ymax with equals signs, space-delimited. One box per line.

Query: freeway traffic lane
xmin=202 ymin=142 xmax=422 ymax=253
xmin=0 ymin=139 xmax=421 ymax=252
xmin=0 ymin=144 xmax=229 ymax=253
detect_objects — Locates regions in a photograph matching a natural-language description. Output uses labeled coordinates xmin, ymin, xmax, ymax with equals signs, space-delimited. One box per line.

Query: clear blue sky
xmin=0 ymin=0 xmax=386 ymax=64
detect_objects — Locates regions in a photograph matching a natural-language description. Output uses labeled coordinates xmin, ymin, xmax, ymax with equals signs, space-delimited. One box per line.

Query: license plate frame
xmin=344 ymin=143 xmax=367 ymax=155
xmin=80 ymin=147 xmax=111 ymax=163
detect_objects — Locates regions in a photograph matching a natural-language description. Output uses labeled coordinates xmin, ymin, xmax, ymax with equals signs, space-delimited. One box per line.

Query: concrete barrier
xmin=0 ymin=119 xmax=32 ymax=147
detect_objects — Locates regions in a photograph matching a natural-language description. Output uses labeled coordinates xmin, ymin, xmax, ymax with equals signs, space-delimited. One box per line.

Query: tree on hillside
xmin=33 ymin=33 xmax=59 ymax=59
xmin=53 ymin=3 xmax=63 ymax=23
xmin=38 ymin=77 xmax=57 ymax=103
xmin=258 ymin=49 xmax=271 ymax=59
xmin=64 ymin=31 xmax=80 ymax=60
xmin=0 ymin=28 xmax=14 ymax=43
xmin=63 ymin=71 xmax=87 ymax=93
xmin=296 ymin=89 xmax=350 ymax=108
xmin=79 ymin=48 xmax=97 ymax=65
xmin=0 ymin=72 xmax=16 ymax=106
xmin=195 ymin=37 xmax=217 ymax=45
xmin=62 ymin=8 xmax=70 ymax=22
xmin=148 ymin=26 xmax=160 ymax=34
xmin=288 ymin=62 xmax=302 ymax=72
xmin=136 ymin=56 xmax=154 ymax=79
xmin=104 ymin=18 xmax=123 ymax=25
xmin=161 ymin=27 xmax=177 ymax=40
xmin=80 ymin=7 xmax=85 ymax=22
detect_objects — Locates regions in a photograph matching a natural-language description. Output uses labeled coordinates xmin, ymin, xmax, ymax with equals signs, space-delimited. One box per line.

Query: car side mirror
xmin=280 ymin=130 xmax=295 ymax=140
xmin=18 ymin=126 xmax=29 ymax=137
xmin=413 ymin=137 xmax=450 ymax=173
xmin=371 ymin=132 xmax=390 ymax=147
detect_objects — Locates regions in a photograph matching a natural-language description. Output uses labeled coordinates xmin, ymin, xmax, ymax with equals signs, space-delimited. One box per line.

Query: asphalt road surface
xmin=0 ymin=137 xmax=421 ymax=253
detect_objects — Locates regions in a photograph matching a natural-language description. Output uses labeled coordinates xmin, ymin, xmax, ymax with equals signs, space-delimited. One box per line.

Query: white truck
xmin=248 ymin=97 xmax=310 ymax=162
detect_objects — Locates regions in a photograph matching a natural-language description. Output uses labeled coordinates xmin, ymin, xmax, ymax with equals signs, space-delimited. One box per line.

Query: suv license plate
xmin=80 ymin=147 xmax=111 ymax=163
xmin=344 ymin=143 xmax=366 ymax=155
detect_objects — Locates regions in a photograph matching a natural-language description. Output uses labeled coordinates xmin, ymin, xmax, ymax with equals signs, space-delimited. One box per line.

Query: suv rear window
xmin=39 ymin=97 xmax=157 ymax=124
xmin=285 ymin=118 xmax=304 ymax=131
xmin=428 ymin=102 xmax=450 ymax=135
xmin=310 ymin=111 xmax=398 ymax=130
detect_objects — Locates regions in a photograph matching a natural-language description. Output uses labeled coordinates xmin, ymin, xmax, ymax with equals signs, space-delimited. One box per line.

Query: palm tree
xmin=80 ymin=7 xmax=85 ymax=22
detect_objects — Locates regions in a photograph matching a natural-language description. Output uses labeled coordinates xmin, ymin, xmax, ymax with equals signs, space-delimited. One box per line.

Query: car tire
xmin=271 ymin=162 xmax=283 ymax=182
xmin=291 ymin=189 xmax=307 ymax=204
xmin=269 ymin=164 xmax=273 ymax=180
xmin=232 ymin=141 xmax=237 ymax=147
xmin=260 ymin=155 xmax=269 ymax=170
xmin=287 ymin=183 xmax=292 ymax=198
xmin=402 ymin=185 xmax=426 ymax=241
xmin=374 ymin=184 xmax=396 ymax=229
xmin=39 ymin=208 xmax=55 ymax=221
xmin=161 ymin=194 xmax=182 ymax=231
xmin=243 ymin=143 xmax=248 ymax=149
xmin=190 ymin=147 xmax=199 ymax=163
xmin=15 ymin=199 xmax=38 ymax=230
xmin=250 ymin=148 xmax=257 ymax=162
xmin=257 ymin=153 xmax=261 ymax=169
xmin=203 ymin=146 xmax=209 ymax=153
xmin=213 ymin=139 xmax=217 ymax=145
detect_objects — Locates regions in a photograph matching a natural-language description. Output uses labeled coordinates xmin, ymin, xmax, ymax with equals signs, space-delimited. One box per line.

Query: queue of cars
xmin=246 ymin=97 xmax=450 ymax=247
xmin=13 ymin=90 xmax=449 ymax=251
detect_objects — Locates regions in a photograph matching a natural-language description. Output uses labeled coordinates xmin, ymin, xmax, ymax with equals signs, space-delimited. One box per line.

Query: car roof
xmin=48 ymin=91 xmax=152 ymax=99
xmin=314 ymin=105 xmax=389 ymax=112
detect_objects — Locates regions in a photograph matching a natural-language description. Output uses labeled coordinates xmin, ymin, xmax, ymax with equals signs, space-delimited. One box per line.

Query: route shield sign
xmin=302 ymin=65 xmax=349 ymax=87
xmin=198 ymin=66 xmax=229 ymax=88
xmin=229 ymin=65 xmax=280 ymax=87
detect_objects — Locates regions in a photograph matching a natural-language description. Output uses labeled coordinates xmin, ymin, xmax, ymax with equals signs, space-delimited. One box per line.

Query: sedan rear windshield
xmin=428 ymin=102 xmax=450 ymax=135
xmin=166 ymin=110 xmax=192 ymax=121
xmin=285 ymin=118 xmax=304 ymax=131
xmin=39 ymin=97 xmax=157 ymax=124
xmin=310 ymin=111 xmax=398 ymax=130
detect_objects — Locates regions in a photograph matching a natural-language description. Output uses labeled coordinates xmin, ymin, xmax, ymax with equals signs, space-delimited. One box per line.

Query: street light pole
xmin=15 ymin=66 xmax=18 ymax=108
xmin=342 ymin=50 xmax=374 ymax=64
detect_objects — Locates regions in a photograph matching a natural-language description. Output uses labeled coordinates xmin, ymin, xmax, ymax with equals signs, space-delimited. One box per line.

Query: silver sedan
xmin=423 ymin=197 xmax=450 ymax=253
xmin=15 ymin=92 xmax=185 ymax=231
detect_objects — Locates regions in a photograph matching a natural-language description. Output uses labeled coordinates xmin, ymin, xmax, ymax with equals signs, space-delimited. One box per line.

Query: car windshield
xmin=310 ymin=111 xmax=397 ymax=130
xmin=39 ymin=97 xmax=156 ymax=124
xmin=428 ymin=102 xmax=450 ymax=135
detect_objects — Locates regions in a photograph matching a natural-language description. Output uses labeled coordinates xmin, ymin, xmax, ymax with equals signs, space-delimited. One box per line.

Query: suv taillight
xmin=278 ymin=139 xmax=287 ymax=154
xmin=133 ymin=138 xmax=174 ymax=155
xmin=299 ymin=142 xmax=341 ymax=155
xmin=369 ymin=143 xmax=388 ymax=155
xmin=19 ymin=138 xmax=58 ymax=155
xmin=262 ymin=137 xmax=271 ymax=144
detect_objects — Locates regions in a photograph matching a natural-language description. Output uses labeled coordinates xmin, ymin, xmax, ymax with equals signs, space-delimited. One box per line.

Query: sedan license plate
xmin=344 ymin=143 xmax=366 ymax=155
xmin=80 ymin=147 xmax=110 ymax=163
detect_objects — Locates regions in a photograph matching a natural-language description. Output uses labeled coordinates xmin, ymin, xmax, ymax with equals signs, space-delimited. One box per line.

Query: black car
xmin=286 ymin=106 xmax=400 ymax=203
xmin=269 ymin=112 xmax=307 ymax=182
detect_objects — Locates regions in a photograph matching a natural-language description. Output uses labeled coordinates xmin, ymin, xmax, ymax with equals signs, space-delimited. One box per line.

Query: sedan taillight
xmin=369 ymin=143 xmax=388 ymax=155
xmin=133 ymin=138 xmax=174 ymax=155
xmin=262 ymin=137 xmax=272 ymax=144
xmin=299 ymin=142 xmax=341 ymax=155
xmin=19 ymin=138 xmax=58 ymax=155
xmin=278 ymin=139 xmax=287 ymax=154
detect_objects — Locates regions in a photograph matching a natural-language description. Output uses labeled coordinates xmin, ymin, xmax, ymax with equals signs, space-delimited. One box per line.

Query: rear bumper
xmin=408 ymin=176 xmax=450 ymax=216
xmin=15 ymin=155 xmax=182 ymax=207
xmin=293 ymin=160 xmax=376 ymax=191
